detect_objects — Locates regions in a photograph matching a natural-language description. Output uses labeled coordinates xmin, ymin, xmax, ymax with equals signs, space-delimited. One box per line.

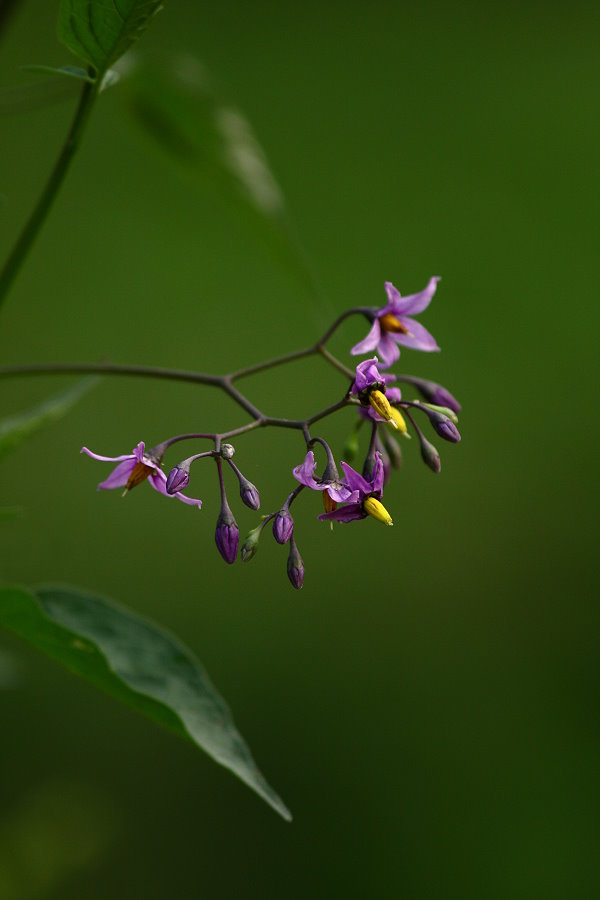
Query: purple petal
xmin=377 ymin=333 xmax=400 ymax=368
xmin=386 ymin=387 xmax=402 ymax=403
xmin=392 ymin=317 xmax=440 ymax=352
xmin=387 ymin=277 xmax=440 ymax=316
xmin=327 ymin=483 xmax=358 ymax=503
xmin=318 ymin=503 xmax=365 ymax=523
xmin=97 ymin=458 xmax=137 ymax=490
xmin=369 ymin=453 xmax=385 ymax=496
xmin=292 ymin=451 xmax=321 ymax=489
xmin=350 ymin=319 xmax=381 ymax=357
xmin=81 ymin=446 xmax=135 ymax=464
xmin=340 ymin=461 xmax=371 ymax=496
xmin=148 ymin=471 xmax=202 ymax=508
xmin=132 ymin=441 xmax=147 ymax=463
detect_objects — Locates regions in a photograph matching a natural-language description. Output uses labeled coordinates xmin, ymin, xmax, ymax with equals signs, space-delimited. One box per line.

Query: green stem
xmin=0 ymin=77 xmax=98 ymax=311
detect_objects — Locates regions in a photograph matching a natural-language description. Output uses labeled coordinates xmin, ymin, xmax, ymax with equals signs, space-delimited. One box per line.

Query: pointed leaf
xmin=125 ymin=55 xmax=320 ymax=297
xmin=0 ymin=377 xmax=97 ymax=461
xmin=0 ymin=585 xmax=291 ymax=821
xmin=58 ymin=0 xmax=164 ymax=76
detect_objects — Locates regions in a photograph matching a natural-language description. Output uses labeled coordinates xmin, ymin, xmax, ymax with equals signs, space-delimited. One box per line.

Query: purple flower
xmin=351 ymin=358 xmax=395 ymax=397
xmin=286 ymin=536 xmax=305 ymax=590
xmin=273 ymin=507 xmax=294 ymax=544
xmin=81 ymin=441 xmax=202 ymax=507
xmin=360 ymin=386 xmax=402 ymax=421
xmin=215 ymin=503 xmax=239 ymax=564
xmin=293 ymin=450 xmax=357 ymax=505
xmin=351 ymin=278 xmax=440 ymax=367
xmin=318 ymin=452 xmax=393 ymax=526
xmin=351 ymin=360 xmax=403 ymax=430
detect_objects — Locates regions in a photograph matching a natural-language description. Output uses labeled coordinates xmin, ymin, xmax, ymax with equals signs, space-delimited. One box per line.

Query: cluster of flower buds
xmin=81 ymin=277 xmax=461 ymax=589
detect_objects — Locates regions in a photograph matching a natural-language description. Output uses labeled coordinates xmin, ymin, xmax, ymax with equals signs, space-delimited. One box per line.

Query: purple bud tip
xmin=215 ymin=512 xmax=239 ymax=564
xmin=166 ymin=466 xmax=190 ymax=494
xmin=434 ymin=418 xmax=461 ymax=443
xmin=287 ymin=541 xmax=305 ymax=590
xmin=431 ymin=385 xmax=461 ymax=414
xmin=420 ymin=437 xmax=441 ymax=474
xmin=273 ymin=508 xmax=294 ymax=544
xmin=240 ymin=481 xmax=260 ymax=511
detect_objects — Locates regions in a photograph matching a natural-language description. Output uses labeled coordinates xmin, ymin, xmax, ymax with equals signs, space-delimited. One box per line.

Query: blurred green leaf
xmin=0 ymin=377 xmax=97 ymax=461
xmin=0 ymin=585 xmax=291 ymax=821
xmin=125 ymin=54 xmax=320 ymax=297
xmin=58 ymin=0 xmax=164 ymax=77
xmin=20 ymin=65 xmax=95 ymax=83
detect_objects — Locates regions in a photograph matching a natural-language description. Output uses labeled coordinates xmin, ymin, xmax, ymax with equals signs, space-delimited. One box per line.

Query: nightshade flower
xmin=81 ymin=441 xmax=202 ymax=507
xmin=351 ymin=358 xmax=400 ymax=429
xmin=293 ymin=450 xmax=357 ymax=513
xmin=360 ymin=386 xmax=408 ymax=435
xmin=318 ymin=452 xmax=393 ymax=526
xmin=351 ymin=277 xmax=440 ymax=367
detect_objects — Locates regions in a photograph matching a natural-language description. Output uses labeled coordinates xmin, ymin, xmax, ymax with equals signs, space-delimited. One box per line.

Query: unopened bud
xmin=410 ymin=378 xmax=461 ymax=414
xmin=215 ymin=505 xmax=239 ymax=564
xmin=420 ymin=403 xmax=459 ymax=424
xmin=418 ymin=405 xmax=461 ymax=443
xmin=240 ymin=526 xmax=262 ymax=562
xmin=273 ymin=507 xmax=294 ymax=544
xmin=286 ymin=538 xmax=304 ymax=590
xmin=363 ymin=495 xmax=393 ymax=526
xmin=382 ymin=433 xmax=403 ymax=470
xmin=369 ymin=389 xmax=397 ymax=427
xmin=419 ymin=435 xmax=441 ymax=473
xmin=166 ymin=465 xmax=190 ymax=494
xmin=239 ymin=479 xmax=260 ymax=510
xmin=220 ymin=443 xmax=235 ymax=459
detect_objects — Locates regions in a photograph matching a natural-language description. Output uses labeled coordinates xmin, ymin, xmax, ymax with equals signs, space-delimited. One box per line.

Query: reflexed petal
xmin=382 ymin=282 xmax=402 ymax=312
xmin=292 ymin=451 xmax=321 ymax=489
xmin=377 ymin=333 xmax=400 ymax=368
xmin=97 ymin=458 xmax=137 ymax=490
xmin=370 ymin=453 xmax=385 ymax=496
xmin=386 ymin=387 xmax=403 ymax=404
xmin=149 ymin=471 xmax=203 ymax=508
xmin=390 ymin=276 xmax=440 ymax=315
xmin=81 ymin=446 xmax=135 ymax=464
xmin=350 ymin=319 xmax=381 ymax=357
xmin=392 ymin=317 xmax=440 ymax=352
xmin=327 ymin=483 xmax=358 ymax=503
xmin=340 ymin=461 xmax=372 ymax=496
xmin=132 ymin=441 xmax=147 ymax=463
xmin=318 ymin=502 xmax=365 ymax=523
xmin=352 ymin=357 xmax=385 ymax=393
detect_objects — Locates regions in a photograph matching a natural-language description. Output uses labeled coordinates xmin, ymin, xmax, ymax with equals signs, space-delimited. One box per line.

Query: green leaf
xmin=20 ymin=64 xmax=96 ymax=83
xmin=125 ymin=55 xmax=320 ymax=297
xmin=0 ymin=585 xmax=291 ymax=821
xmin=0 ymin=377 xmax=97 ymax=462
xmin=58 ymin=0 xmax=164 ymax=77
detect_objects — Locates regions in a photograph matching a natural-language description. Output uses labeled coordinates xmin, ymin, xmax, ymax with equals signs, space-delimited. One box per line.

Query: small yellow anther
xmin=370 ymin=390 xmax=397 ymax=427
xmin=363 ymin=496 xmax=393 ymax=526
xmin=379 ymin=313 xmax=412 ymax=336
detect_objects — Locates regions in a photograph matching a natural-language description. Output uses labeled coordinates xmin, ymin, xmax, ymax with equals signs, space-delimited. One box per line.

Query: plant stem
xmin=0 ymin=77 xmax=98 ymax=311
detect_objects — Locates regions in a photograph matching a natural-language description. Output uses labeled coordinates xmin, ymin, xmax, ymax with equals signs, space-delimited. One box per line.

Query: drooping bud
xmin=369 ymin=389 xmax=398 ymax=428
xmin=417 ymin=405 xmax=461 ymax=443
xmin=286 ymin=537 xmax=304 ymax=590
xmin=240 ymin=525 xmax=262 ymax=562
xmin=407 ymin=377 xmax=461 ymax=414
xmin=273 ymin=507 xmax=294 ymax=544
xmin=166 ymin=464 xmax=190 ymax=494
xmin=240 ymin=480 xmax=260 ymax=510
xmin=363 ymin=496 xmax=393 ymax=526
xmin=220 ymin=443 xmax=235 ymax=460
xmin=215 ymin=501 xmax=239 ymax=564
xmin=382 ymin=433 xmax=403 ymax=470
xmin=419 ymin=435 xmax=441 ymax=473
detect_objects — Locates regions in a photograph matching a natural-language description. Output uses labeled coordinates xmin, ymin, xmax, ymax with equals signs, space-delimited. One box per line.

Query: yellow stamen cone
xmin=379 ymin=313 xmax=413 ymax=336
xmin=124 ymin=461 xmax=153 ymax=494
xmin=363 ymin=496 xmax=393 ymax=526
xmin=388 ymin=407 xmax=408 ymax=436
xmin=369 ymin=390 xmax=397 ymax=428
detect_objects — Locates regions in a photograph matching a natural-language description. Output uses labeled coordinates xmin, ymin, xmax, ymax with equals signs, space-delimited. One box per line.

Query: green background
xmin=1 ymin=1 xmax=598 ymax=897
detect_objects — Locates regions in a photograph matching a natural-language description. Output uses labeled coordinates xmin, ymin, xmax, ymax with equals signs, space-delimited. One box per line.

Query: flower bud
xmin=220 ymin=443 xmax=235 ymax=459
xmin=409 ymin=378 xmax=461 ymax=414
xmin=286 ymin=538 xmax=304 ymax=590
xmin=419 ymin=435 xmax=441 ymax=473
xmin=382 ymin=433 xmax=403 ymax=470
xmin=215 ymin=504 xmax=239 ymax=564
xmin=166 ymin=465 xmax=190 ymax=494
xmin=240 ymin=526 xmax=262 ymax=562
xmin=239 ymin=479 xmax=260 ymax=510
xmin=420 ymin=403 xmax=459 ymax=424
xmin=417 ymin=405 xmax=461 ymax=443
xmin=273 ymin=507 xmax=294 ymax=544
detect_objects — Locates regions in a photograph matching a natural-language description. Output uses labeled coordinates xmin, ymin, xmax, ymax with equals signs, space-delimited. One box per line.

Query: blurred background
xmin=0 ymin=0 xmax=598 ymax=897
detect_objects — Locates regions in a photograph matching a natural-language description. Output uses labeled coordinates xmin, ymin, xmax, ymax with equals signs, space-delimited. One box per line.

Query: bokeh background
xmin=1 ymin=1 xmax=599 ymax=897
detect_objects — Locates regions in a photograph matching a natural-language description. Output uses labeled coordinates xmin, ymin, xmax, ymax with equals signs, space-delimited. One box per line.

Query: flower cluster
xmin=82 ymin=278 xmax=461 ymax=589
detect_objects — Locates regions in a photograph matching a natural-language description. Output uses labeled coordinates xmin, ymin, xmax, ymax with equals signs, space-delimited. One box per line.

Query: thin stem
xmin=0 ymin=361 xmax=222 ymax=386
xmin=227 ymin=345 xmax=317 ymax=381
xmin=0 ymin=78 xmax=99 ymax=311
